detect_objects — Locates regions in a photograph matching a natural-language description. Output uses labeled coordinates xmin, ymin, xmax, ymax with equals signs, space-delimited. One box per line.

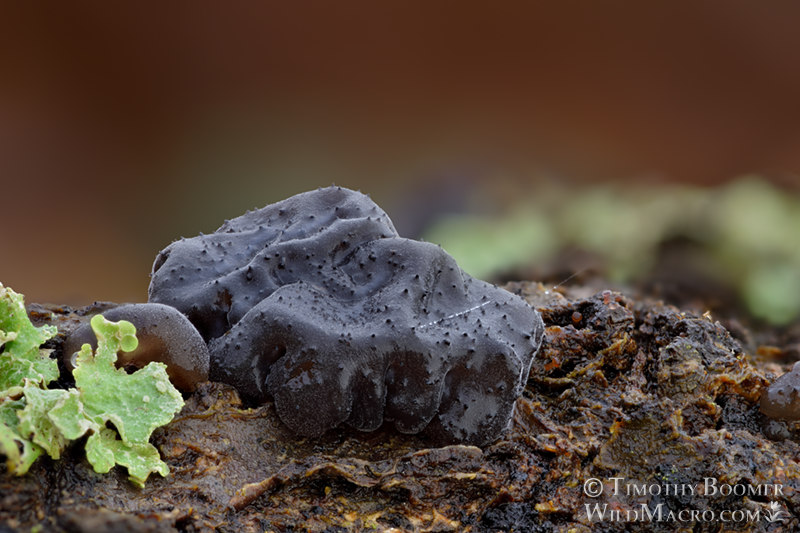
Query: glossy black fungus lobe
xmin=760 ymin=361 xmax=800 ymax=421
xmin=148 ymin=186 xmax=544 ymax=445
xmin=62 ymin=303 xmax=210 ymax=393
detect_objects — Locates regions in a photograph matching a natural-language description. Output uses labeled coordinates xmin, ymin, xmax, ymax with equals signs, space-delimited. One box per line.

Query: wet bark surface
xmin=3 ymin=282 xmax=799 ymax=532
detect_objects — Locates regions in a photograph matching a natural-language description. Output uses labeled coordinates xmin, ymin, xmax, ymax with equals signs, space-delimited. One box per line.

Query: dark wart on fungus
xmin=148 ymin=186 xmax=544 ymax=445
xmin=62 ymin=303 xmax=210 ymax=393
xmin=760 ymin=362 xmax=800 ymax=421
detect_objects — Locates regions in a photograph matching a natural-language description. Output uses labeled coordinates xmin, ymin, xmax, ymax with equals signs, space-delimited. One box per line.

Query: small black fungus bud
xmin=62 ymin=303 xmax=209 ymax=393
xmin=761 ymin=362 xmax=800 ymax=421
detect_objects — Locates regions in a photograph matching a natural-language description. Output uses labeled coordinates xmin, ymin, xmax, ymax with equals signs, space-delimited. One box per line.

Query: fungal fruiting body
xmin=62 ymin=303 xmax=210 ymax=393
xmin=760 ymin=361 xmax=800 ymax=421
xmin=148 ymin=186 xmax=544 ymax=445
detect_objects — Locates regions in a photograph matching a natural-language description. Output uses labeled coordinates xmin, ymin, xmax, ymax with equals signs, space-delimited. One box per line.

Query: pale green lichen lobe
xmin=72 ymin=315 xmax=184 ymax=448
xmin=0 ymin=282 xmax=58 ymax=396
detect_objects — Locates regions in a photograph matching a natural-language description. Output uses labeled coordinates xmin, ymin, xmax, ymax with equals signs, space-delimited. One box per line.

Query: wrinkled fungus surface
xmin=761 ymin=361 xmax=800 ymax=420
xmin=148 ymin=186 xmax=544 ymax=444
xmin=62 ymin=303 xmax=209 ymax=393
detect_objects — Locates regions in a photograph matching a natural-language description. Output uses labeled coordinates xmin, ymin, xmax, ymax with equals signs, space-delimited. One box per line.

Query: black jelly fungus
xmin=148 ymin=186 xmax=544 ymax=445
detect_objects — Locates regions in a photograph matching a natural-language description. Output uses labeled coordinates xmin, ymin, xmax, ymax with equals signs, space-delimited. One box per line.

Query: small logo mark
xmin=764 ymin=501 xmax=786 ymax=523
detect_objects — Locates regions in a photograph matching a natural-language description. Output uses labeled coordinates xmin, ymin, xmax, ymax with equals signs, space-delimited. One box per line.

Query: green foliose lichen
xmin=0 ymin=283 xmax=184 ymax=487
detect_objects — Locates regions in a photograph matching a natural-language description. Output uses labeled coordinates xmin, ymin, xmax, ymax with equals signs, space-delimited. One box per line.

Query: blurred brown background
xmin=2 ymin=2 xmax=800 ymax=305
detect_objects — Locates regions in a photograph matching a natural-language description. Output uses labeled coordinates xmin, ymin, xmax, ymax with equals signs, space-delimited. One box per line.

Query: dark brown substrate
xmin=3 ymin=283 xmax=798 ymax=532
